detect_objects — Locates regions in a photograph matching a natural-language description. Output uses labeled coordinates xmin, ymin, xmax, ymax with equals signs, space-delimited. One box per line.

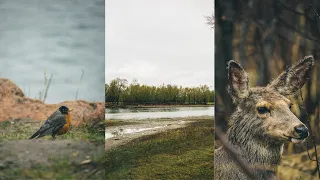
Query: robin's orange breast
xmin=57 ymin=114 xmax=71 ymax=135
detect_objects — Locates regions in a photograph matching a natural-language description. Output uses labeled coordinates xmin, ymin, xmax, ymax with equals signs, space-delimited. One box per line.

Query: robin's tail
xmin=29 ymin=129 xmax=41 ymax=139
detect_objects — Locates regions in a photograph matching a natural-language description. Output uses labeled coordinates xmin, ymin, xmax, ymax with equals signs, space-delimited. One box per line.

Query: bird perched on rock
xmin=29 ymin=106 xmax=72 ymax=140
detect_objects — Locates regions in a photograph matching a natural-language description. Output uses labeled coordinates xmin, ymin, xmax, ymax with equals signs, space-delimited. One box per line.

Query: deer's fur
xmin=214 ymin=56 xmax=314 ymax=179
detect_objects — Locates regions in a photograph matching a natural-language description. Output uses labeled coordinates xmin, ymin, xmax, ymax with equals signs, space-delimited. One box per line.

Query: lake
xmin=106 ymin=106 xmax=214 ymax=120
xmin=0 ymin=0 xmax=104 ymax=103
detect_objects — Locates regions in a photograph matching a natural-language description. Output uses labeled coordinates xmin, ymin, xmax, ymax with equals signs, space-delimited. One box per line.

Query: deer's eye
xmin=289 ymin=104 xmax=293 ymax=110
xmin=257 ymin=107 xmax=270 ymax=114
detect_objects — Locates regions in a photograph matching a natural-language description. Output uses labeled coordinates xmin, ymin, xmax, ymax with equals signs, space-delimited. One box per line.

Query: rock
xmin=0 ymin=78 xmax=104 ymax=126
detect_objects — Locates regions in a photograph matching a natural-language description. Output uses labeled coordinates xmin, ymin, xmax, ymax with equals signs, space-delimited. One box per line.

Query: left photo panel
xmin=0 ymin=1 xmax=105 ymax=179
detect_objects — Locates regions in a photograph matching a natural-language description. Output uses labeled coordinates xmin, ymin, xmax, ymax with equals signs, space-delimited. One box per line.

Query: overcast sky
xmin=106 ymin=0 xmax=214 ymax=89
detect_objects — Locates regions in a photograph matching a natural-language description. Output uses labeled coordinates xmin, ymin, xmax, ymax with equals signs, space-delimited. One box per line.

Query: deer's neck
xmin=227 ymin=125 xmax=283 ymax=176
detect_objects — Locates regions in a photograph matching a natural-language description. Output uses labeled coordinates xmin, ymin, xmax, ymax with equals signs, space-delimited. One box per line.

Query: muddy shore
xmin=105 ymin=116 xmax=214 ymax=150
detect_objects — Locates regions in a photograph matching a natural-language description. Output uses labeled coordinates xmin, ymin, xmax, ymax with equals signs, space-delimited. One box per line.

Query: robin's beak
xmin=68 ymin=109 xmax=73 ymax=112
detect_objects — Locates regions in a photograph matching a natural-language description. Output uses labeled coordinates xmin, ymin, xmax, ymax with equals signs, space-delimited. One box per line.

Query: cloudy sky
xmin=106 ymin=0 xmax=214 ymax=89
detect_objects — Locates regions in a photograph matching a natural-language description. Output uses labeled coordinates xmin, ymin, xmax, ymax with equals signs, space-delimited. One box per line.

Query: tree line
xmin=106 ymin=78 xmax=214 ymax=106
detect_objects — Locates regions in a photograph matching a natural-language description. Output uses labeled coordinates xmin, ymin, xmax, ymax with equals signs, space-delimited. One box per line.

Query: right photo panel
xmin=215 ymin=1 xmax=320 ymax=179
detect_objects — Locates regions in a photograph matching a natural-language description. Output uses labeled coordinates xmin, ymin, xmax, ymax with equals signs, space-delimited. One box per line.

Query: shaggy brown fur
xmin=214 ymin=56 xmax=314 ymax=179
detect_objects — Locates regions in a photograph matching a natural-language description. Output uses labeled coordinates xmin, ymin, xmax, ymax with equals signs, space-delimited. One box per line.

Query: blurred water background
xmin=0 ymin=0 xmax=104 ymax=103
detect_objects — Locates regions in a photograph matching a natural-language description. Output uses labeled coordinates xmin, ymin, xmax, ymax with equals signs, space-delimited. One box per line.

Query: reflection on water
xmin=106 ymin=106 xmax=214 ymax=120
xmin=0 ymin=0 xmax=104 ymax=103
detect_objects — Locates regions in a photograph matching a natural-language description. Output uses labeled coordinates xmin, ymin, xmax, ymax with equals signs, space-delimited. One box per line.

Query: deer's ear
xmin=267 ymin=55 xmax=314 ymax=96
xmin=227 ymin=60 xmax=250 ymax=101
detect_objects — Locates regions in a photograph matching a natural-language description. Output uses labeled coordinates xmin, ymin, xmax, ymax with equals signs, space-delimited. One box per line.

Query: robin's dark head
xmin=59 ymin=106 xmax=72 ymax=114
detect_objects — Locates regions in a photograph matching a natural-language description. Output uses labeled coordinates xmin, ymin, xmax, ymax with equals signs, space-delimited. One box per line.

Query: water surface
xmin=0 ymin=0 xmax=104 ymax=103
xmin=106 ymin=106 xmax=214 ymax=120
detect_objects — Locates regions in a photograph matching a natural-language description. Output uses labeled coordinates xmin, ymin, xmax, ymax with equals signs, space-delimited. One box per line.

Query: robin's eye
xmin=257 ymin=107 xmax=270 ymax=114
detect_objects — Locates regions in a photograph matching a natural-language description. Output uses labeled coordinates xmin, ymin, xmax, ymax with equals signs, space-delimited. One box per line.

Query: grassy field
xmin=106 ymin=118 xmax=214 ymax=179
xmin=0 ymin=119 xmax=105 ymax=143
xmin=0 ymin=119 xmax=105 ymax=179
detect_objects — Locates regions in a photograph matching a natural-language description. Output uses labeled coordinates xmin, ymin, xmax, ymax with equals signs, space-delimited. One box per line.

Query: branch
xmin=75 ymin=68 xmax=85 ymax=100
xmin=277 ymin=2 xmax=305 ymax=16
xmin=299 ymin=89 xmax=320 ymax=178
xmin=204 ymin=14 xmax=214 ymax=29
xmin=277 ymin=17 xmax=319 ymax=42
xmin=215 ymin=127 xmax=257 ymax=179
xmin=43 ymin=74 xmax=53 ymax=103
xmin=238 ymin=1 xmax=320 ymax=44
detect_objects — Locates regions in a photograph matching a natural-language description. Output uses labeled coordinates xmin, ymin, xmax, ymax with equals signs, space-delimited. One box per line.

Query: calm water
xmin=0 ymin=0 xmax=104 ymax=103
xmin=106 ymin=106 xmax=214 ymax=120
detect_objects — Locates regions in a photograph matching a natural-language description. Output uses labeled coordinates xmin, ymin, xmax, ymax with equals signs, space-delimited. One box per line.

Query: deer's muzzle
xmin=289 ymin=125 xmax=309 ymax=144
xmin=294 ymin=125 xmax=309 ymax=139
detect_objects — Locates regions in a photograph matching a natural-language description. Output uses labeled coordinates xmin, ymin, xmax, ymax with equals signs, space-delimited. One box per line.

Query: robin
xmin=29 ymin=106 xmax=72 ymax=140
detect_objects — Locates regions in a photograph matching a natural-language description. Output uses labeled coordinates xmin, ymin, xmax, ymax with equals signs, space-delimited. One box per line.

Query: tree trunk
xmin=215 ymin=0 xmax=236 ymax=132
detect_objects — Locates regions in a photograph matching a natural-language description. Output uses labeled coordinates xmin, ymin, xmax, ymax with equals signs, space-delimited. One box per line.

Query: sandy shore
xmin=105 ymin=116 xmax=213 ymax=150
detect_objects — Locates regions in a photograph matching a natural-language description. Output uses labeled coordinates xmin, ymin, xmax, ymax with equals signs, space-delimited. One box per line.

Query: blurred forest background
xmin=214 ymin=0 xmax=320 ymax=156
xmin=105 ymin=78 xmax=215 ymax=107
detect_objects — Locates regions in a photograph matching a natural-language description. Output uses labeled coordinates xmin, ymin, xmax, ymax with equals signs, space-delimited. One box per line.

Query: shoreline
xmin=105 ymin=104 xmax=214 ymax=109
xmin=105 ymin=116 xmax=213 ymax=150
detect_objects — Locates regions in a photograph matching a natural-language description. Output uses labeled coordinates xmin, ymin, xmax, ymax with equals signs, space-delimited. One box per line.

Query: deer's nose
xmin=294 ymin=125 xmax=309 ymax=139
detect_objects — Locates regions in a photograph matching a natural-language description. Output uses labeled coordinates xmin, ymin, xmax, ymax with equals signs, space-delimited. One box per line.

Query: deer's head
xmin=227 ymin=56 xmax=314 ymax=144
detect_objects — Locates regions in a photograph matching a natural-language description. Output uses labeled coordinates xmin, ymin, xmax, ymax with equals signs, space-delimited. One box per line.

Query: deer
xmin=214 ymin=56 xmax=314 ymax=179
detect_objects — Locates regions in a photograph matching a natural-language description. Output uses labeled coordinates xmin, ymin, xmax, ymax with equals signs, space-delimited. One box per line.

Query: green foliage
xmin=106 ymin=78 xmax=214 ymax=106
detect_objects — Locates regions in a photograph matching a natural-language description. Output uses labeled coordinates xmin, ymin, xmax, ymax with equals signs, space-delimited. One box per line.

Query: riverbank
xmin=106 ymin=116 xmax=214 ymax=179
xmin=106 ymin=104 xmax=214 ymax=109
xmin=106 ymin=116 xmax=213 ymax=150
